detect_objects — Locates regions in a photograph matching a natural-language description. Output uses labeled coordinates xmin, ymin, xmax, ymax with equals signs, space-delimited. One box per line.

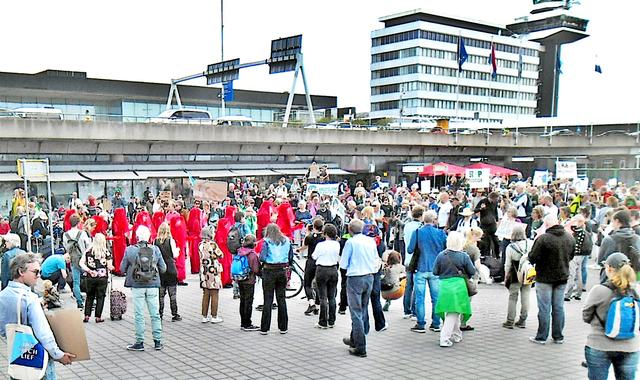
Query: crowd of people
xmin=0 ymin=171 xmax=639 ymax=379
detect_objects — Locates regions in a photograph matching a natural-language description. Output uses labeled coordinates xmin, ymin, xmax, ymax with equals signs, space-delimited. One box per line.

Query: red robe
xmin=276 ymin=202 xmax=301 ymax=240
xmin=111 ymin=208 xmax=129 ymax=275
xmin=215 ymin=206 xmax=236 ymax=286
xmin=131 ymin=211 xmax=155 ymax=245
xmin=63 ymin=209 xmax=77 ymax=232
xmin=256 ymin=200 xmax=274 ymax=241
xmin=152 ymin=211 xmax=165 ymax=233
xmin=187 ymin=208 xmax=203 ymax=274
xmin=167 ymin=211 xmax=187 ymax=282
xmin=91 ymin=215 xmax=108 ymax=237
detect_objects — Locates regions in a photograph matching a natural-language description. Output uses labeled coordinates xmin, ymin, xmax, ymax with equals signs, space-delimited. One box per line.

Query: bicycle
xmin=285 ymin=253 xmax=305 ymax=299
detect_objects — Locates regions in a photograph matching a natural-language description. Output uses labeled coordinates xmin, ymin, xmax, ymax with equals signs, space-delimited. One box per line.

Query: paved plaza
xmin=0 ymin=265 xmax=610 ymax=379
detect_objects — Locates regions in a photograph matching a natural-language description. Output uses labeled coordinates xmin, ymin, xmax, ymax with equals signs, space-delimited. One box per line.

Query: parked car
xmin=214 ymin=115 xmax=254 ymax=127
xmin=539 ymin=128 xmax=574 ymax=137
xmin=13 ymin=107 xmax=63 ymax=120
xmin=150 ymin=108 xmax=213 ymax=124
xmin=0 ymin=108 xmax=18 ymax=118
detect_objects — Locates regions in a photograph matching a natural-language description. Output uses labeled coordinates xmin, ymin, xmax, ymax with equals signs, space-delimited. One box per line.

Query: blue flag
xmin=517 ymin=48 xmax=523 ymax=78
xmin=595 ymin=64 xmax=602 ymax=74
xmin=457 ymin=37 xmax=468 ymax=72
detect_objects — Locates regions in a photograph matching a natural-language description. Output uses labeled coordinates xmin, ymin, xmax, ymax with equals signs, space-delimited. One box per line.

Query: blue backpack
xmin=597 ymin=286 xmax=640 ymax=340
xmin=231 ymin=254 xmax=250 ymax=281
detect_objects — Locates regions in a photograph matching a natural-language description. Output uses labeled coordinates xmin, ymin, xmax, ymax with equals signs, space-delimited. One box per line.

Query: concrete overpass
xmin=0 ymin=118 xmax=638 ymax=175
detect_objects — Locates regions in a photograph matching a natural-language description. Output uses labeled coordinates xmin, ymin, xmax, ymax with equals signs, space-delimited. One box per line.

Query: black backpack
xmin=133 ymin=243 xmax=158 ymax=283
xmin=226 ymin=226 xmax=243 ymax=255
xmin=613 ymin=234 xmax=640 ymax=273
xmin=64 ymin=231 xmax=84 ymax=266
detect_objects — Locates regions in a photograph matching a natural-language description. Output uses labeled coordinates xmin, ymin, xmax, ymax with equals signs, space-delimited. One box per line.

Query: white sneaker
xmin=451 ymin=334 xmax=463 ymax=343
xmin=210 ymin=316 xmax=224 ymax=324
xmin=440 ymin=339 xmax=454 ymax=347
xmin=403 ymin=314 xmax=412 ymax=319
xmin=201 ymin=316 xmax=210 ymax=323
xmin=411 ymin=316 xmax=417 ymax=321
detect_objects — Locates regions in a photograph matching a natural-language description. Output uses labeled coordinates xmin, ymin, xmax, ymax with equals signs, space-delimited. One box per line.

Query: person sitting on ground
xmin=42 ymin=279 xmax=62 ymax=310
xmin=381 ymin=250 xmax=406 ymax=311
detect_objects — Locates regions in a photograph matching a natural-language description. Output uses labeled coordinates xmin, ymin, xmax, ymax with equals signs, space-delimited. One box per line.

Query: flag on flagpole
xmin=556 ymin=53 xmax=562 ymax=74
xmin=489 ymin=41 xmax=497 ymax=79
xmin=187 ymin=171 xmax=196 ymax=186
xmin=595 ymin=64 xmax=602 ymax=74
xmin=457 ymin=37 xmax=468 ymax=72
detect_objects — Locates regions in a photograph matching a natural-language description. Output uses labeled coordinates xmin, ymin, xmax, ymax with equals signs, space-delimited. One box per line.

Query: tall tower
xmin=507 ymin=0 xmax=588 ymax=117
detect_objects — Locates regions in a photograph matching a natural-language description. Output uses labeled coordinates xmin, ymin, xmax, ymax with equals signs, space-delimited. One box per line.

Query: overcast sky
xmin=2 ymin=0 xmax=638 ymax=119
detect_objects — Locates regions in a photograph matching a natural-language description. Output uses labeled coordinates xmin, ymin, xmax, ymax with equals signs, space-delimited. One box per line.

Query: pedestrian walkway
xmin=1 ymin=272 xmax=596 ymax=379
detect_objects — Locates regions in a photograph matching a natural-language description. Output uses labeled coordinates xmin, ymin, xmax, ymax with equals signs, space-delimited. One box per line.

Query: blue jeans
xmin=371 ymin=270 xmax=386 ymax=331
xmin=534 ymin=282 xmax=566 ymax=341
xmin=585 ymin=346 xmax=639 ymax=380
xmin=414 ymin=271 xmax=440 ymax=328
xmin=581 ymin=255 xmax=589 ymax=287
xmin=132 ymin=288 xmax=163 ymax=343
xmin=71 ymin=264 xmax=84 ymax=307
xmin=347 ymin=274 xmax=373 ymax=352
xmin=403 ymin=271 xmax=415 ymax=315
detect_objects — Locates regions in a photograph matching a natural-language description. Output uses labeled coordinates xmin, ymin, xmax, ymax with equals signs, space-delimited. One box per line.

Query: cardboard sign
xmin=420 ymin=180 xmax=431 ymax=194
xmin=574 ymin=177 xmax=589 ymax=193
xmin=45 ymin=308 xmax=90 ymax=361
xmin=159 ymin=191 xmax=172 ymax=201
xmin=496 ymin=220 xmax=525 ymax=240
xmin=306 ymin=183 xmax=339 ymax=197
xmin=193 ymin=180 xmax=227 ymax=202
xmin=533 ymin=170 xmax=550 ymax=186
xmin=465 ymin=169 xmax=490 ymax=189
xmin=555 ymin=161 xmax=577 ymax=179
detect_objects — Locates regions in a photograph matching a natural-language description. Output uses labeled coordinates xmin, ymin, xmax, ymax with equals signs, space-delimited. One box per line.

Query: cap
xmin=605 ymin=252 xmax=630 ymax=270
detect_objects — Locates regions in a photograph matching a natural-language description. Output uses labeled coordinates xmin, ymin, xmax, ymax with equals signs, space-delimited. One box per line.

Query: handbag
xmin=406 ymin=228 xmax=421 ymax=273
xmin=6 ymin=293 xmax=49 ymax=380
xmin=444 ymin=252 xmax=477 ymax=297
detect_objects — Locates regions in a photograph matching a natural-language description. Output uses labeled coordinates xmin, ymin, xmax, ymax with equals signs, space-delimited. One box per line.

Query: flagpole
xmin=488 ymin=36 xmax=494 ymax=124
xmin=455 ymin=31 xmax=461 ymax=139
xmin=515 ymin=38 xmax=522 ymax=145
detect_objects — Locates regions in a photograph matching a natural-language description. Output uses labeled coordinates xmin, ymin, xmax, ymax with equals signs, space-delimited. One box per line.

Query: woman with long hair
xmin=583 ymin=252 xmax=639 ymax=379
xmin=79 ymin=233 xmax=113 ymax=323
xmin=259 ymin=223 xmax=293 ymax=335
xmin=502 ymin=224 xmax=532 ymax=329
xmin=155 ymin=222 xmax=181 ymax=321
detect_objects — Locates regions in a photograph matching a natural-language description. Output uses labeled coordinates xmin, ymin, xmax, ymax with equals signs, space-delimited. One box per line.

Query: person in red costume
xmin=167 ymin=210 xmax=188 ymax=285
xmin=215 ymin=206 xmax=236 ymax=287
xmin=152 ymin=210 xmax=165 ymax=234
xmin=276 ymin=202 xmax=303 ymax=240
xmin=130 ymin=210 xmax=155 ymax=245
xmin=91 ymin=212 xmax=109 ymax=237
xmin=111 ymin=207 xmax=129 ymax=276
xmin=63 ymin=208 xmax=77 ymax=232
xmin=256 ymin=199 xmax=274 ymax=241
xmin=187 ymin=207 xmax=203 ymax=274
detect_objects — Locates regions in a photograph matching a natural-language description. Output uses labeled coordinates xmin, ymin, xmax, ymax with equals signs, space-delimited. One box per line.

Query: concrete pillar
xmin=111 ymin=154 xmax=125 ymax=163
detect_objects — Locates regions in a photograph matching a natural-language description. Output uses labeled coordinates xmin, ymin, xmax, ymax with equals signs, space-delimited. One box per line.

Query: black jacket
xmin=529 ymin=225 xmax=575 ymax=284
xmin=474 ymin=198 xmax=497 ymax=227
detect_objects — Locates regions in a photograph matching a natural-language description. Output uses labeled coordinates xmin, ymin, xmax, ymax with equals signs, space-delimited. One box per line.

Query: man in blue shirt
xmin=407 ymin=210 xmax=447 ymax=333
xmin=0 ymin=252 xmax=76 ymax=379
xmin=339 ymin=219 xmax=379 ymax=358
xmin=41 ymin=253 xmax=70 ymax=292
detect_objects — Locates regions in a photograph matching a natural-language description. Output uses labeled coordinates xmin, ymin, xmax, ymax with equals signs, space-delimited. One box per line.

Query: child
xmin=199 ymin=226 xmax=224 ymax=323
xmin=235 ymin=234 xmax=261 ymax=331
xmin=42 ymin=280 xmax=62 ymax=310
xmin=381 ymin=250 xmax=406 ymax=311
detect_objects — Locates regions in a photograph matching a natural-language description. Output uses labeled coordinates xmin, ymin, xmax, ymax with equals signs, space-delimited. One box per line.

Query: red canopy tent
xmin=419 ymin=162 xmax=466 ymax=176
xmin=465 ymin=162 xmax=521 ymax=176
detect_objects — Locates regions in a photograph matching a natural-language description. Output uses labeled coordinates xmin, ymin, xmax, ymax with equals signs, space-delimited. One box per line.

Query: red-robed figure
xmin=276 ymin=202 xmax=302 ymax=240
xmin=152 ymin=211 xmax=165 ymax=234
xmin=131 ymin=210 xmax=155 ymax=245
xmin=111 ymin=208 xmax=129 ymax=275
xmin=186 ymin=207 xmax=203 ymax=274
xmin=167 ymin=211 xmax=188 ymax=284
xmin=91 ymin=212 xmax=109 ymax=237
xmin=215 ymin=206 xmax=236 ymax=286
xmin=63 ymin=209 xmax=77 ymax=232
xmin=255 ymin=200 xmax=274 ymax=241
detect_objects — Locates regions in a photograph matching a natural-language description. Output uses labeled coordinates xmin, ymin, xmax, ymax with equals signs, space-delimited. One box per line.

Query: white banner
xmin=533 ymin=170 xmax=550 ymax=186
xmin=465 ymin=169 xmax=490 ymax=189
xmin=574 ymin=177 xmax=589 ymax=193
xmin=306 ymin=183 xmax=339 ymax=197
xmin=556 ymin=161 xmax=577 ymax=179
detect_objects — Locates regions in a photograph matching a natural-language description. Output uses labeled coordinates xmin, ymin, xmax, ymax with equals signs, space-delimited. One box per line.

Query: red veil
xmin=130 ymin=210 xmax=155 ymax=245
xmin=151 ymin=211 xmax=165 ymax=233
xmin=186 ymin=207 xmax=203 ymax=274
xmin=276 ymin=202 xmax=301 ymax=240
xmin=111 ymin=208 xmax=129 ymax=275
xmin=63 ymin=209 xmax=77 ymax=232
xmin=167 ymin=211 xmax=187 ymax=282
xmin=256 ymin=200 xmax=274 ymax=241
xmin=91 ymin=215 xmax=108 ymax=237
xmin=214 ymin=206 xmax=236 ymax=286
